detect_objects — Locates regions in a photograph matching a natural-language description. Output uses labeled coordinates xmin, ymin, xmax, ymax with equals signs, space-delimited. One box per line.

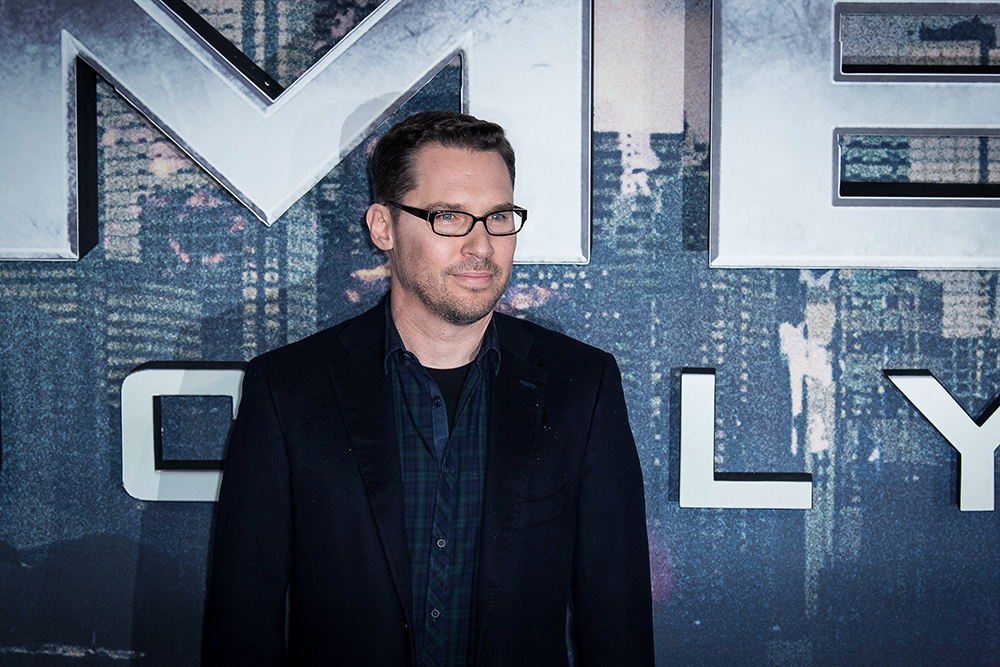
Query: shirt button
xmin=430 ymin=609 xmax=441 ymax=619
xmin=432 ymin=396 xmax=442 ymax=407
xmin=437 ymin=538 xmax=447 ymax=548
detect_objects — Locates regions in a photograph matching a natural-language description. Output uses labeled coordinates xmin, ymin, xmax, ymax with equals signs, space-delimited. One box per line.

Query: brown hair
xmin=369 ymin=110 xmax=515 ymax=206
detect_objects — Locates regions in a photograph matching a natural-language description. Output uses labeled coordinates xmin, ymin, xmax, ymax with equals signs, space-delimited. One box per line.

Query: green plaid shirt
xmin=385 ymin=304 xmax=499 ymax=667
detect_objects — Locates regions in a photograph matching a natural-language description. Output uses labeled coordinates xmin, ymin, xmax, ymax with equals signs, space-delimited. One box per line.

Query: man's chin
xmin=429 ymin=291 xmax=505 ymax=327
xmin=437 ymin=304 xmax=498 ymax=327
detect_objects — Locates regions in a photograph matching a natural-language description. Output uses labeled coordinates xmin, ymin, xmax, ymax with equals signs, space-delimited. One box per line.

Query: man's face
xmin=372 ymin=143 xmax=516 ymax=327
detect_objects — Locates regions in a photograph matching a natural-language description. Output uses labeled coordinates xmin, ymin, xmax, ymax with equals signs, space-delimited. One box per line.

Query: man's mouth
xmin=449 ymin=261 xmax=501 ymax=285
xmin=451 ymin=271 xmax=496 ymax=287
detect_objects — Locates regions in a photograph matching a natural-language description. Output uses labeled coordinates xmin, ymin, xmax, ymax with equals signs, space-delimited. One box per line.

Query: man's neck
xmin=390 ymin=293 xmax=491 ymax=369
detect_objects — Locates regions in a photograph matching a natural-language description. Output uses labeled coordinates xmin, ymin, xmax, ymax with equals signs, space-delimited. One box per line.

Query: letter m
xmin=0 ymin=0 xmax=591 ymax=263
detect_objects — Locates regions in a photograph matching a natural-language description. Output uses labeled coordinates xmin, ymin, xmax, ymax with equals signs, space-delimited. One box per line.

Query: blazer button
xmin=399 ymin=619 xmax=409 ymax=632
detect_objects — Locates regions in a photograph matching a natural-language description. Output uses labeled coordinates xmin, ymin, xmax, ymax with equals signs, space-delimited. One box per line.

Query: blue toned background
xmin=2 ymin=1 xmax=1000 ymax=664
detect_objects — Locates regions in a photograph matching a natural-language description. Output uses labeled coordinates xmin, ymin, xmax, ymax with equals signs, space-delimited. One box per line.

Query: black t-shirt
xmin=426 ymin=362 xmax=473 ymax=432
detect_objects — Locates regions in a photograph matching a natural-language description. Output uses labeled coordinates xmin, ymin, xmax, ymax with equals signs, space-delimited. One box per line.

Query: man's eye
xmin=488 ymin=211 xmax=511 ymax=221
xmin=435 ymin=212 xmax=455 ymax=221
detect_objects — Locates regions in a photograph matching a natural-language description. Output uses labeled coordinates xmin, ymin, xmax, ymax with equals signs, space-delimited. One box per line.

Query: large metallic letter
xmin=1 ymin=0 xmax=590 ymax=262
xmin=711 ymin=1 xmax=1000 ymax=269
xmin=121 ymin=366 xmax=244 ymax=502
xmin=886 ymin=369 xmax=1000 ymax=511
xmin=679 ymin=369 xmax=813 ymax=509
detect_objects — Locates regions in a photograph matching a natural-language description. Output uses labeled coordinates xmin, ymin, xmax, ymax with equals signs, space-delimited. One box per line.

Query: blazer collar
xmin=326 ymin=299 xmax=414 ymax=629
xmin=476 ymin=313 xmax=549 ymax=638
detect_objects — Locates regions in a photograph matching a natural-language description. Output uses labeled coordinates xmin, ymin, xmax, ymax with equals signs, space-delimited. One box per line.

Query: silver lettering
xmin=886 ymin=370 xmax=1000 ymax=511
xmin=679 ymin=370 xmax=813 ymax=509
xmin=1 ymin=0 xmax=591 ymax=262
xmin=121 ymin=367 xmax=243 ymax=502
xmin=710 ymin=1 xmax=1000 ymax=268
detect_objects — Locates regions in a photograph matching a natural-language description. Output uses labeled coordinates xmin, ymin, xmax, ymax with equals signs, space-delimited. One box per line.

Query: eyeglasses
xmin=387 ymin=201 xmax=527 ymax=237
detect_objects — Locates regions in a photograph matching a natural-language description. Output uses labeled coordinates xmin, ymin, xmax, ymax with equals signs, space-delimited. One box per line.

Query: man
xmin=207 ymin=111 xmax=654 ymax=666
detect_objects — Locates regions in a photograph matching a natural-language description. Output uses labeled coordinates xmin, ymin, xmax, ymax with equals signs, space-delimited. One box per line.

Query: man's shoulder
xmin=493 ymin=311 xmax=609 ymax=364
xmin=249 ymin=301 xmax=383 ymax=372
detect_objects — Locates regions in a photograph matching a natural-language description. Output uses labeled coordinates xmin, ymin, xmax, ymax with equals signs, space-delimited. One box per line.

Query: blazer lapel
xmin=476 ymin=314 xmax=549 ymax=636
xmin=326 ymin=303 xmax=413 ymax=625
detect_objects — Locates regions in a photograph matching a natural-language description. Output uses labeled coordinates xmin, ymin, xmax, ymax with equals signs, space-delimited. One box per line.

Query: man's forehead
xmin=412 ymin=142 xmax=500 ymax=161
xmin=395 ymin=143 xmax=514 ymax=211
xmin=410 ymin=144 xmax=510 ymax=181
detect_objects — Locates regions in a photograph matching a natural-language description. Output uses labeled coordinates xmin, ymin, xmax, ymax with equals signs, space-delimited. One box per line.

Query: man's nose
xmin=461 ymin=222 xmax=495 ymax=258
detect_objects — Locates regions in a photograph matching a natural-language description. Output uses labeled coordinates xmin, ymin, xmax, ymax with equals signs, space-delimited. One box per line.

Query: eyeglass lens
xmin=432 ymin=210 xmax=523 ymax=236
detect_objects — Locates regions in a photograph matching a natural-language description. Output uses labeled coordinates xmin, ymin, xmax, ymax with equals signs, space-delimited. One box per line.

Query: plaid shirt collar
xmin=382 ymin=293 xmax=501 ymax=375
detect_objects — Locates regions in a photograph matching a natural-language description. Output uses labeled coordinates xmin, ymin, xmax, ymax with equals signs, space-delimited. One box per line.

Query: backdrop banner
xmin=1 ymin=1 xmax=999 ymax=665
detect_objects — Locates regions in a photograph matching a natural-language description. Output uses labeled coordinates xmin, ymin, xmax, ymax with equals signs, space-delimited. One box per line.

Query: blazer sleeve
xmin=571 ymin=353 xmax=655 ymax=666
xmin=206 ymin=356 xmax=291 ymax=666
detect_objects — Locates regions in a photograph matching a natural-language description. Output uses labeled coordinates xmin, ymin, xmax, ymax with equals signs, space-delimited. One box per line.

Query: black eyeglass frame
xmin=386 ymin=201 xmax=528 ymax=237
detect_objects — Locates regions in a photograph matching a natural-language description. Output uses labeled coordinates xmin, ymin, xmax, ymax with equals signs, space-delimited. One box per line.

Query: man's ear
xmin=366 ymin=203 xmax=394 ymax=251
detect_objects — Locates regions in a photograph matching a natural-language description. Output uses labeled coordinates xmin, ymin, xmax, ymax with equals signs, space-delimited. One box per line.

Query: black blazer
xmin=207 ymin=301 xmax=654 ymax=666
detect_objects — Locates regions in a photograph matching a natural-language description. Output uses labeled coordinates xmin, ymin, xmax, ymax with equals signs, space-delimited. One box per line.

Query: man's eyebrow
xmin=425 ymin=201 xmax=516 ymax=211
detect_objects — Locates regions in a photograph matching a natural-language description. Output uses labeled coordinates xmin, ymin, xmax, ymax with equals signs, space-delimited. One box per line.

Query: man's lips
xmin=448 ymin=260 xmax=503 ymax=288
xmin=451 ymin=271 xmax=496 ymax=285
